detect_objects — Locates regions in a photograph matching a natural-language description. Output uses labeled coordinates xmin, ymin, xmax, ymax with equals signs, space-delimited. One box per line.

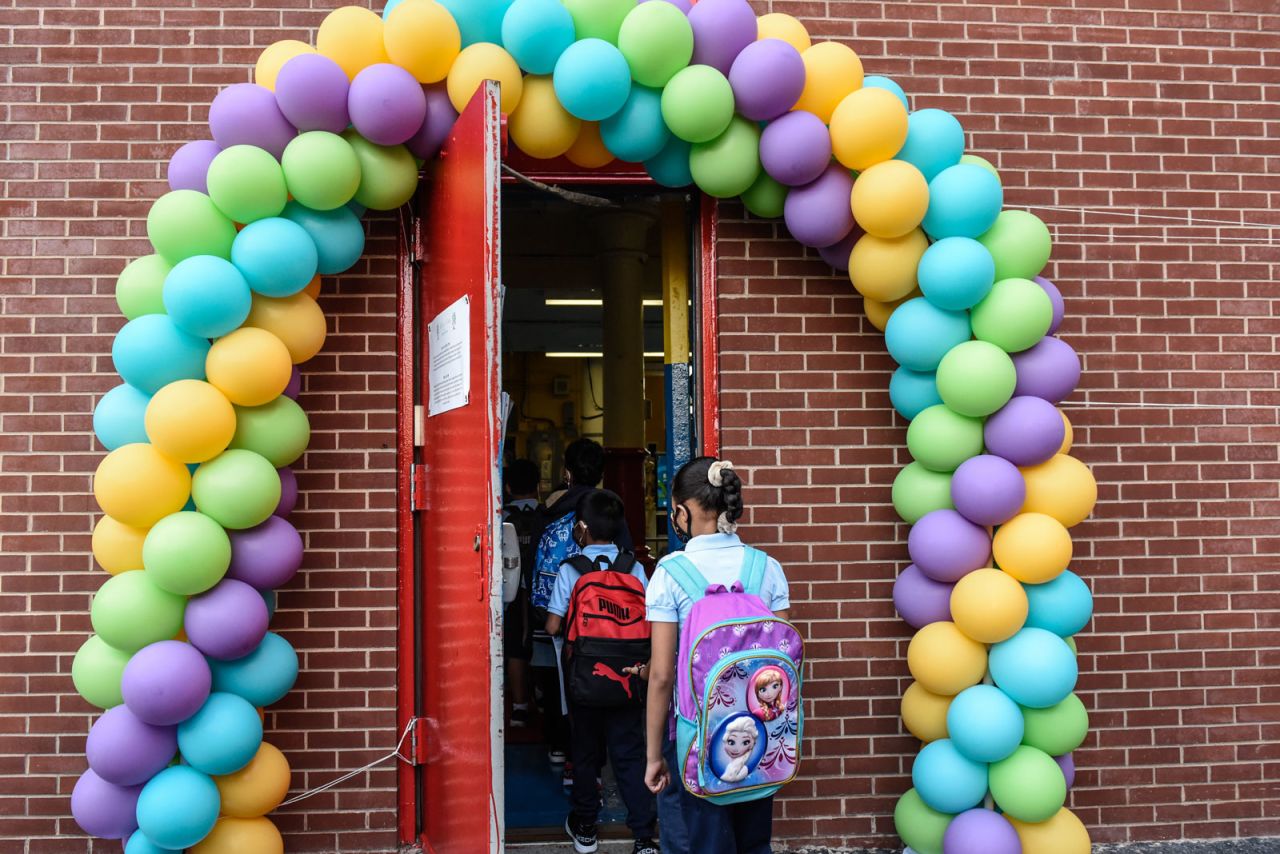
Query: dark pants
xmin=659 ymin=737 xmax=690 ymax=853
xmin=679 ymin=788 xmax=774 ymax=854
xmin=533 ymin=664 xmax=568 ymax=752
xmin=569 ymin=703 xmax=656 ymax=838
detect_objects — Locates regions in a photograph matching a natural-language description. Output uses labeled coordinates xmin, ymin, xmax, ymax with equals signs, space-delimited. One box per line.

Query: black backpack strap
xmin=566 ymin=554 xmax=596 ymax=575
xmin=610 ymin=551 xmax=637 ymax=576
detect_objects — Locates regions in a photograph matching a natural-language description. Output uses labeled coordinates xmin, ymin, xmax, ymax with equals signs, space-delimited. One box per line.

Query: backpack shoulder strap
xmin=610 ymin=551 xmax=638 ymax=576
xmin=739 ymin=546 xmax=768 ymax=597
xmin=662 ymin=554 xmax=709 ymax=603
xmin=566 ymin=554 xmax=595 ymax=576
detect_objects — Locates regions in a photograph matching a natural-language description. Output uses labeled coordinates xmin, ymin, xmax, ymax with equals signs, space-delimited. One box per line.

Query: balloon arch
xmin=72 ymin=1 xmax=1097 ymax=852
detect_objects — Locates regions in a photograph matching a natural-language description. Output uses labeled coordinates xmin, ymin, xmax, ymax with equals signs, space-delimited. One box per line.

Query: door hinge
xmin=411 ymin=464 xmax=427 ymax=511
xmin=411 ymin=716 xmax=429 ymax=766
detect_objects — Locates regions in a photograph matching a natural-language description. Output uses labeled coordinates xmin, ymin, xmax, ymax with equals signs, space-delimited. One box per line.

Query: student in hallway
xmin=502 ymin=458 xmax=543 ymax=727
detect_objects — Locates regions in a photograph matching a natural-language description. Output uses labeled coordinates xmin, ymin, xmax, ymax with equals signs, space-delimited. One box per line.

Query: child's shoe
xmin=564 ymin=815 xmax=598 ymax=854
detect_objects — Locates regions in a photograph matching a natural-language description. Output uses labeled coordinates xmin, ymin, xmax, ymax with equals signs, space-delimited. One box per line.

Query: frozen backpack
xmin=666 ymin=547 xmax=804 ymax=804
xmin=562 ymin=553 xmax=650 ymax=708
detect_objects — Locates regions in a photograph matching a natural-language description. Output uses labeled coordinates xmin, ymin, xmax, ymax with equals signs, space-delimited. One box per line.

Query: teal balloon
xmin=282 ymin=201 xmax=365 ymax=275
xmin=231 ymin=216 xmax=318 ymax=297
xmin=922 ymin=163 xmax=1003 ymax=240
xmin=162 ymin=255 xmax=252 ymax=338
xmin=911 ymin=738 xmax=988 ymax=815
xmin=347 ymin=200 xmax=368 ymax=218
xmin=1024 ymin=570 xmax=1093 ymax=637
xmin=177 ymin=692 xmax=263 ymax=776
xmin=644 ymin=136 xmax=692 ymax=187
xmin=438 ymin=0 xmax=514 ymax=46
xmin=884 ymin=298 xmax=971 ymax=372
xmin=94 ymin=383 xmax=151 ymax=451
xmin=863 ymin=75 xmax=908 ymax=110
xmin=208 ymin=631 xmax=298 ymax=707
xmin=946 ymin=684 xmax=1024 ymax=763
xmin=600 ymin=85 xmax=669 ymax=162
xmin=135 ymin=765 xmax=220 ymax=850
xmin=125 ymin=830 xmax=179 ymax=854
xmin=889 ymin=366 xmax=942 ymax=421
xmin=111 ymin=315 xmax=210 ymax=394
xmin=261 ymin=588 xmax=277 ymax=620
xmin=501 ymin=0 xmax=576 ymax=74
xmin=553 ymin=38 xmax=632 ymax=121
xmin=917 ymin=237 xmax=995 ymax=311
xmin=897 ymin=108 xmax=964 ymax=181
xmin=990 ymin=627 xmax=1077 ymax=709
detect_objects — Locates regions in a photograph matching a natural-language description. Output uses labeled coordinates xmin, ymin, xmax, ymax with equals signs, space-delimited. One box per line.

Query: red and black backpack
xmin=562 ymin=553 xmax=650 ymax=708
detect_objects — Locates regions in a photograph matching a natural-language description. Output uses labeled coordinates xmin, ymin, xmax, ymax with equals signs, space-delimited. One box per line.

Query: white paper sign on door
xmin=428 ymin=295 xmax=470 ymax=416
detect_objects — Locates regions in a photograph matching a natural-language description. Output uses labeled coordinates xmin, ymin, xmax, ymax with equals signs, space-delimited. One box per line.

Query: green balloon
xmin=740 ymin=172 xmax=787 ymax=219
xmin=617 ymin=1 xmax=692 ymax=87
xmin=661 ymin=65 xmax=734 ymax=143
xmin=690 ymin=116 xmax=760 ymax=199
xmin=115 ymin=254 xmax=171 ymax=320
xmin=206 ymin=144 xmax=288 ymax=224
xmin=230 ymin=396 xmax=311 ymax=467
xmin=192 ymin=449 xmax=282 ymax=530
xmin=988 ymin=744 xmax=1067 ymax=823
xmin=72 ymin=634 xmax=132 ymax=709
xmin=563 ymin=0 xmax=634 ymax=43
xmin=343 ymin=130 xmax=419 ymax=211
xmin=960 ymin=154 xmax=1000 ymax=181
xmin=1065 ymin=635 xmax=1077 ymax=654
xmin=1022 ymin=692 xmax=1089 ymax=755
xmin=893 ymin=788 xmax=951 ymax=854
xmin=90 ymin=570 xmax=187 ymax=654
xmin=906 ymin=404 xmax=984 ymax=473
xmin=935 ymin=340 xmax=1017 ymax=417
xmin=282 ymin=131 xmax=362 ymax=212
xmin=142 ymin=511 xmax=231 ymax=596
xmin=146 ymin=189 xmax=237 ymax=265
xmin=971 ymin=277 xmax=1053 ymax=353
xmin=892 ymin=462 xmax=954 ymax=524
xmin=978 ymin=209 xmax=1051 ymax=280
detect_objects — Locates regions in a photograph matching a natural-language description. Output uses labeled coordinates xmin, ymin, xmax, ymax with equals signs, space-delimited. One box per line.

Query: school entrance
xmin=393 ymin=83 xmax=719 ymax=852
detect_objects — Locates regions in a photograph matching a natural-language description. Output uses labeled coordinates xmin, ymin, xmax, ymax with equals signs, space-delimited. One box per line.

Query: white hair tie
xmin=716 ymin=512 xmax=738 ymax=535
xmin=708 ymin=460 xmax=735 ymax=487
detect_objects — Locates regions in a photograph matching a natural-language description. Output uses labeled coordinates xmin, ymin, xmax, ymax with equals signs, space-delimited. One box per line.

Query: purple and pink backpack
xmin=664 ymin=546 xmax=804 ymax=804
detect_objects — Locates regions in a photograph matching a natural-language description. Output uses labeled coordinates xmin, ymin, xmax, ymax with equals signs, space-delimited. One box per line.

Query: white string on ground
xmin=278 ymin=717 xmax=418 ymax=807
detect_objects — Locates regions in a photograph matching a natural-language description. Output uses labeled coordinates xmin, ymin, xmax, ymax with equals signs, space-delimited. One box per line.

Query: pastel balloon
xmin=884 ymin=298 xmax=970 ymax=373
xmin=816 ymin=229 xmax=858 ymax=273
xmin=112 ymin=314 xmax=210 ymax=395
xmin=989 ymin=627 xmax=1078 ymax=709
xmin=935 ymin=339 xmax=1017 ymax=418
xmin=1036 ymin=275 xmax=1066 ymax=333
xmin=275 ymin=467 xmax=299 ymax=517
xmin=901 ymin=681 xmax=951 ymax=743
xmin=739 ymin=171 xmax=787 ymax=219
xmin=167 ymin=140 xmax=220 ymax=194
xmin=1024 ymin=569 xmax=1093 ymax=637
xmin=644 ymin=136 xmax=693 ymax=187
xmin=727 ymin=38 xmax=804 ymax=121
xmin=917 ymin=236 xmax=995 ymax=311
xmin=978 ymin=209 xmax=1053 ymax=280
xmin=230 ymin=395 xmax=311 ymax=468
xmin=115 ymin=254 xmax=171 ymax=320
xmin=178 ymin=691 xmax=264 ymax=776
xmin=92 ymin=514 xmax=148 ymax=576
xmin=214 ymin=741 xmax=291 ymax=818
xmin=912 ymin=738 xmax=988 ymax=814
xmin=951 ymin=454 xmax=1025 ymax=527
xmin=894 ymin=788 xmax=952 ymax=854
xmin=385 ymin=0 xmax=462 ymax=83
xmin=618 ymin=1 xmax=693 ymax=87
xmin=908 ymin=509 xmax=991 ymax=583
xmin=972 ymin=277 xmax=1054 ymax=353
xmin=661 ymin=64 xmax=734 ymax=144
xmin=907 ymin=621 xmax=987 ymax=696
xmin=71 ymin=769 xmax=141 ymax=840
xmin=147 ymin=190 xmax=237 ymax=265
xmin=135 ymin=765 xmax=221 ymax=850
xmin=143 ymin=510 xmax=231 ymax=595
xmin=793 ymin=41 xmax=862 ymax=123
xmin=93 ymin=383 xmax=151 ymax=452
xmin=600 ymin=85 xmax=669 ymax=162
xmin=862 ymin=74 xmax=908 ymax=109
xmin=848 ymin=229 xmax=929 ymax=303
xmin=906 ymin=404 xmax=984 ymax=474
xmin=896 ymin=108 xmax=964 ymax=182
xmin=500 ymin=0 xmax=574 ymax=75
xmin=1021 ymin=692 xmax=1089 ymax=756
xmin=950 ymin=568 xmax=1028 ymax=644
xmin=562 ymin=0 xmax=631 ymax=43
xmin=830 ymin=86 xmax=909 ymax=171
xmin=992 ymin=512 xmax=1072 ymax=585
xmin=93 ymin=442 xmax=191 ymax=528
xmin=208 ymin=632 xmax=299 ymax=708
xmin=349 ymin=63 xmax=427 ymax=145
xmin=162 ymin=255 xmax=252 ymax=339
xmin=564 ymin=121 xmax=615 ymax=168
xmin=447 ymin=43 xmax=523 ymax=114
xmin=943 ymin=808 xmax=1021 ymax=854
xmin=254 ymin=39 xmax=314 ymax=91
xmin=984 ymin=395 xmax=1066 ymax=467
xmin=205 ymin=327 xmax=294 ymax=407
xmin=988 ymin=745 xmax=1067 ymax=823
xmin=208 ymin=83 xmax=296 ymax=159
xmin=243 ymin=291 xmax=328 ymax=364
xmin=144 ymin=379 xmax=236 ymax=464
xmin=1007 ymin=807 xmax=1092 ymax=854
xmin=759 ymin=110 xmax=831 ymax=187
xmin=689 ymin=115 xmax=760 ymax=199
xmin=121 ymin=639 xmax=212 ymax=726
xmin=407 ymin=84 xmax=459 ymax=159
xmin=86 ymin=705 xmax=177 ymax=787
xmin=1055 ymin=752 xmax=1077 ymax=789
xmin=342 ymin=130 xmax=419 ymax=211
xmin=851 ymin=159 xmax=929 ymax=239
xmin=893 ymin=563 xmax=953 ymax=629
xmin=891 ymin=461 xmax=953 ymax=524
xmin=756 ymin=12 xmax=810 ymax=53
xmin=280 ymin=132 xmax=361 ymax=213
xmin=687 ymin=0 xmax=757 ymax=74
xmin=205 ymin=145 xmax=287 ymax=224
xmin=73 ymin=635 xmax=132 ymax=709
xmin=274 ymin=53 xmax=351 ymax=134
xmin=232 ymin=217 xmax=319 ymax=298
xmin=316 ymin=4 xmax=389 ymax=78
xmin=283 ymin=201 xmax=366 ymax=275
xmin=922 ymin=163 xmax=1003 ymax=240
xmin=946 ymin=684 xmax=1024 ymax=763
xmin=193 ymin=449 xmax=282 ymax=531
xmin=1012 ymin=336 xmax=1081 ymax=404
xmin=783 ymin=164 xmax=855 ymax=248
xmin=1020 ymin=453 xmax=1097 ymax=527
xmin=438 ymin=0 xmax=513 ymax=46
xmin=189 ymin=816 xmax=285 ymax=854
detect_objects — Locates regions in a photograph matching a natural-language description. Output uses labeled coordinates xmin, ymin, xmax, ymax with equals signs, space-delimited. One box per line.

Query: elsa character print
xmin=752 ymin=666 xmax=785 ymax=722
xmin=719 ymin=716 xmax=758 ymax=783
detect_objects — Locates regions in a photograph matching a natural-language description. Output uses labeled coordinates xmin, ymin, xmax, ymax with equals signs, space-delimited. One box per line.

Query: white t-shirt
xmin=646 ymin=533 xmax=790 ymax=628
xmin=546 ymin=544 xmax=649 ymax=617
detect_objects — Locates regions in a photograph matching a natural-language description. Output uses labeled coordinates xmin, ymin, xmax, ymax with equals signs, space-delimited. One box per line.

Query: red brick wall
xmin=1 ymin=1 xmax=1277 ymax=851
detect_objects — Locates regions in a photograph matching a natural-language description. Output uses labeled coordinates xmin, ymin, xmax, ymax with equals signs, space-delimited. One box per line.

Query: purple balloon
xmin=1055 ymin=751 xmax=1076 ymax=788
xmin=274 ymin=53 xmax=351 ymax=135
xmin=121 ymin=640 xmax=212 ymax=727
xmin=784 ymin=163 xmax=855 ymax=249
xmin=407 ymin=84 xmax=459 ymax=160
xmin=167 ymin=139 xmax=220 ymax=193
xmin=760 ymin=110 xmax=831 ymax=187
xmin=942 ymin=808 xmax=1021 ymax=854
xmin=275 ymin=467 xmax=298 ymax=518
xmin=951 ymin=455 xmax=1026 ymax=527
xmin=688 ymin=0 xmax=757 ymax=74
xmin=348 ymin=63 xmax=428 ymax=146
xmin=71 ymin=769 xmax=142 ymax=840
xmin=208 ymin=83 xmax=296 ymax=160
xmin=893 ymin=564 xmax=954 ymax=629
xmin=1012 ymin=336 xmax=1081 ymax=404
xmin=284 ymin=365 xmax=302 ymax=400
xmin=908 ymin=509 xmax=992 ymax=583
xmin=85 ymin=706 xmax=177 ymax=787
xmin=817 ymin=227 xmax=863 ymax=272
xmin=185 ymin=578 xmax=271 ymax=660
xmin=640 ymin=0 xmax=692 ymax=10
xmin=984 ymin=395 xmax=1065 ymax=467
xmin=1035 ymin=275 xmax=1065 ymax=333
xmin=728 ymin=39 xmax=805 ymax=121
xmin=227 ymin=515 xmax=304 ymax=590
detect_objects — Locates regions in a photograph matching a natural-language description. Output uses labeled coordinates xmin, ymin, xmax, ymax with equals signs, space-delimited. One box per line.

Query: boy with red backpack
xmin=545 ymin=489 xmax=657 ymax=854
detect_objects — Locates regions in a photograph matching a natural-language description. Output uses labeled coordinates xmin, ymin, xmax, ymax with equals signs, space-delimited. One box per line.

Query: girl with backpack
xmin=640 ymin=458 xmax=802 ymax=854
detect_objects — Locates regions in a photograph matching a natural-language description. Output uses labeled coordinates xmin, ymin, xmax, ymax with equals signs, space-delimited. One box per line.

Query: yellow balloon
xmin=565 ymin=122 xmax=615 ymax=169
xmin=93 ymin=443 xmax=191 ymax=528
xmin=206 ymin=327 xmax=294 ymax=407
xmin=1058 ymin=409 xmax=1073 ymax=454
xmin=243 ymin=292 xmax=328 ymax=364
xmin=254 ymin=40 xmax=315 ymax=92
xmin=906 ymin=621 xmax=987 ymax=696
xmin=757 ymin=13 xmax=811 ymax=53
xmin=509 ymin=76 xmax=581 ymax=160
xmin=950 ymin=568 xmax=1028 ymax=643
xmin=189 ymin=816 xmax=284 ymax=854
xmin=848 ymin=229 xmax=928 ymax=302
xmin=1020 ymin=454 xmax=1097 ymax=528
xmin=317 ymin=6 xmax=389 ymax=80
xmin=144 ymin=379 xmax=236 ymax=464
xmin=851 ymin=160 xmax=929 ymax=239
xmin=215 ymin=742 xmax=291 ymax=818
xmin=1007 ymin=807 xmax=1092 ymax=854
xmin=863 ymin=288 xmax=919 ymax=332
xmin=993 ymin=512 xmax=1072 ymax=584
xmin=830 ymin=86 xmax=909 ymax=171
xmin=901 ymin=681 xmax=951 ymax=743
xmin=793 ymin=41 xmax=863 ymax=123
xmin=447 ymin=43 xmax=523 ymax=115
xmin=92 ymin=515 xmax=148 ymax=575
xmin=384 ymin=0 xmax=461 ymax=83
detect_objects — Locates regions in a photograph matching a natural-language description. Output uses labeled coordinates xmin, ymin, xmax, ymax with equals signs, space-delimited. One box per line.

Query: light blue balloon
xmin=231 ymin=217 xmax=318 ymax=297
xmin=897 ymin=108 xmax=965 ymax=182
xmin=381 ymin=0 xmax=406 ymax=21
xmin=644 ymin=136 xmax=692 ymax=187
xmin=282 ymin=201 xmax=365 ymax=275
xmin=917 ymin=237 xmax=996 ymax=311
xmin=1024 ymin=570 xmax=1093 ymax=637
xmin=922 ymin=163 xmax=1003 ymax=240
xmin=93 ymin=383 xmax=152 ymax=450
xmin=438 ymin=0 xmax=515 ymax=46
xmin=946 ymin=684 xmax=1025 ymax=763
xmin=990 ymin=627 xmax=1078 ymax=709
xmin=600 ymin=85 xmax=670 ymax=163
xmin=125 ymin=830 xmax=179 ymax=854
xmin=135 ymin=766 xmax=220 ymax=850
xmin=161 ymin=255 xmax=252 ymax=338
xmin=208 ymin=631 xmax=298 ymax=707
xmin=553 ymin=38 xmax=632 ymax=121
xmin=862 ymin=75 xmax=908 ymax=110
xmin=884 ymin=298 xmax=971 ymax=372
xmin=111 ymin=315 xmax=210 ymax=394
xmin=911 ymin=738 xmax=988 ymax=814
xmin=177 ymin=691 xmax=263 ymax=776
xmin=501 ymin=0 xmax=576 ymax=74
xmin=889 ymin=367 xmax=942 ymax=421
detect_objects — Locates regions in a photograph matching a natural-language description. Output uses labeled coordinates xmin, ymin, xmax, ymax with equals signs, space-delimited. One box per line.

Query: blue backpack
xmin=531 ymin=510 xmax=580 ymax=614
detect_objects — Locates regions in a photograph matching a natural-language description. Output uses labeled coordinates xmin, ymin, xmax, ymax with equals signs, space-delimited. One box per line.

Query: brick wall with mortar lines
xmin=0 ymin=0 xmax=1277 ymax=852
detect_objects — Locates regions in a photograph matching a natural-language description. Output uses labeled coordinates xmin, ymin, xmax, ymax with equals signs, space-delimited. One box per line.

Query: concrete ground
xmin=501 ymin=837 xmax=1280 ymax=854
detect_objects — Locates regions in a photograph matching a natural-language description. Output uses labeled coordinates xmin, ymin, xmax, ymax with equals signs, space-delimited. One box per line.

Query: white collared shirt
xmin=645 ymin=532 xmax=790 ymax=626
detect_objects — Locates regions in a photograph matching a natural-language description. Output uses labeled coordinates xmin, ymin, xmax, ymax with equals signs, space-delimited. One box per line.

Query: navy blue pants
xmin=679 ymin=789 xmax=774 ymax=854
xmin=569 ymin=703 xmax=656 ymax=838
xmin=658 ymin=738 xmax=690 ymax=852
